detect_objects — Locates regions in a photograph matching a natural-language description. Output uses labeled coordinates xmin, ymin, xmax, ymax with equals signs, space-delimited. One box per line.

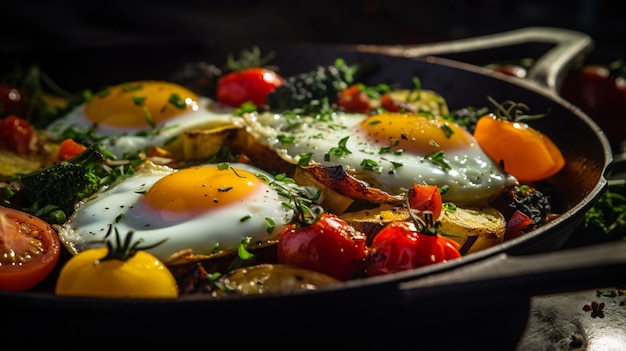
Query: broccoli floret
xmin=267 ymin=60 xmax=356 ymax=113
xmin=11 ymin=143 xmax=133 ymax=224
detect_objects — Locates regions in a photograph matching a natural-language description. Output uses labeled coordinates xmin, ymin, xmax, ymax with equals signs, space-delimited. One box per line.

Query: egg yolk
xmin=140 ymin=165 xmax=267 ymax=221
xmin=357 ymin=113 xmax=474 ymax=153
xmin=84 ymin=81 xmax=199 ymax=128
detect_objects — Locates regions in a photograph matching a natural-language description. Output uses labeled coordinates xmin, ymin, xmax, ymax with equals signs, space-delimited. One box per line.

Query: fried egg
xmin=57 ymin=162 xmax=309 ymax=261
xmin=43 ymin=80 xmax=235 ymax=158
xmin=241 ymin=111 xmax=518 ymax=205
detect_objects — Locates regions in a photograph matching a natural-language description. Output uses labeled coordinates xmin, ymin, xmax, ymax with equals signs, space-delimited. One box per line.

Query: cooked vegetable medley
xmin=1 ymin=47 xmax=586 ymax=299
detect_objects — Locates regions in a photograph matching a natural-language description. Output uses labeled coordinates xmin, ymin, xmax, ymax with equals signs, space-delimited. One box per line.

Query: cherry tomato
xmin=216 ymin=67 xmax=284 ymax=107
xmin=0 ymin=85 xmax=29 ymax=116
xmin=408 ymin=183 xmax=443 ymax=219
xmin=473 ymin=113 xmax=565 ymax=182
xmin=55 ymin=229 xmax=179 ymax=299
xmin=560 ymin=64 xmax=626 ymax=153
xmin=366 ymin=220 xmax=461 ymax=277
xmin=337 ymin=84 xmax=371 ymax=113
xmin=0 ymin=114 xmax=36 ymax=155
xmin=277 ymin=213 xmax=368 ymax=281
xmin=0 ymin=206 xmax=61 ymax=291
xmin=56 ymin=138 xmax=87 ymax=162
xmin=381 ymin=93 xmax=403 ymax=112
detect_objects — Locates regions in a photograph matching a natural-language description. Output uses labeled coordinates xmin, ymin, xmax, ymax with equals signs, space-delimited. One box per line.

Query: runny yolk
xmin=357 ymin=113 xmax=475 ymax=153
xmin=84 ymin=81 xmax=199 ymax=128
xmin=141 ymin=166 xmax=266 ymax=218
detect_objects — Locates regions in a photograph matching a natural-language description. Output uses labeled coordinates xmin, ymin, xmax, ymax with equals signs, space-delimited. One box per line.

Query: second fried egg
xmin=241 ymin=111 xmax=518 ymax=205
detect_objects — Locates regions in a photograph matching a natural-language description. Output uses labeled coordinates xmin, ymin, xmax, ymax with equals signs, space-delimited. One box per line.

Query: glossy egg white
xmin=240 ymin=111 xmax=518 ymax=206
xmin=57 ymin=162 xmax=307 ymax=261
xmin=43 ymin=80 xmax=236 ymax=158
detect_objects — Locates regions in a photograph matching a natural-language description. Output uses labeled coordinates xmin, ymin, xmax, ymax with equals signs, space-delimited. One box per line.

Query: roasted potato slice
xmin=213 ymin=264 xmax=340 ymax=296
xmin=438 ymin=204 xmax=506 ymax=254
xmin=163 ymin=123 xmax=244 ymax=161
xmin=339 ymin=204 xmax=410 ymax=243
xmin=383 ymin=89 xmax=449 ymax=115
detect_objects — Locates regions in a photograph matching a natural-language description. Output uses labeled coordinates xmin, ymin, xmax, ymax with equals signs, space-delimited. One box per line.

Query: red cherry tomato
xmin=381 ymin=93 xmax=403 ymax=112
xmin=560 ymin=64 xmax=626 ymax=152
xmin=56 ymin=138 xmax=87 ymax=162
xmin=216 ymin=67 xmax=284 ymax=107
xmin=0 ymin=114 xmax=36 ymax=155
xmin=0 ymin=206 xmax=61 ymax=291
xmin=336 ymin=84 xmax=371 ymax=113
xmin=277 ymin=213 xmax=368 ymax=281
xmin=408 ymin=183 xmax=443 ymax=219
xmin=366 ymin=220 xmax=461 ymax=277
xmin=0 ymin=85 xmax=29 ymax=116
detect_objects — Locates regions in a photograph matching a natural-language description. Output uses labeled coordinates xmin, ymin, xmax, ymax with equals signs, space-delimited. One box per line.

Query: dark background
xmin=1 ymin=0 xmax=624 ymax=62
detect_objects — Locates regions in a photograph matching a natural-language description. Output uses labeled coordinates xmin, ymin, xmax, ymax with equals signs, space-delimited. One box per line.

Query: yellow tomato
xmin=474 ymin=113 xmax=565 ymax=182
xmin=55 ymin=246 xmax=179 ymax=299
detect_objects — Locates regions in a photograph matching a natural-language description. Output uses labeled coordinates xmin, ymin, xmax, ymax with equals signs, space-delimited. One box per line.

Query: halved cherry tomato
xmin=0 ymin=114 xmax=36 ymax=155
xmin=0 ymin=205 xmax=61 ymax=291
xmin=366 ymin=220 xmax=461 ymax=277
xmin=408 ymin=183 xmax=443 ymax=219
xmin=473 ymin=113 xmax=565 ymax=182
xmin=277 ymin=213 xmax=368 ymax=281
xmin=337 ymin=84 xmax=371 ymax=113
xmin=56 ymin=138 xmax=87 ymax=162
xmin=216 ymin=67 xmax=284 ymax=107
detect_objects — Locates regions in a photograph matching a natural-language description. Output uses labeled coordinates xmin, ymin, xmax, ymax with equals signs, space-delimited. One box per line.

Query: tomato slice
xmin=0 ymin=206 xmax=61 ymax=291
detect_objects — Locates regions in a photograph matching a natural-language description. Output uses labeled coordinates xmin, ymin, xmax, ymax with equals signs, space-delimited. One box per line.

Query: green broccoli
xmin=266 ymin=59 xmax=359 ymax=114
xmin=7 ymin=143 xmax=137 ymax=224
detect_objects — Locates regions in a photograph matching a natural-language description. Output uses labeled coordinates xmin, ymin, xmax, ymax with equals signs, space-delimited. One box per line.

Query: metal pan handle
xmin=349 ymin=26 xmax=594 ymax=95
xmin=397 ymin=240 xmax=626 ymax=300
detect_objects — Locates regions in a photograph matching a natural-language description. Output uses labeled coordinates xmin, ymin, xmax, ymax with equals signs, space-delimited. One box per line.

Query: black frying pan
xmin=1 ymin=27 xmax=624 ymax=350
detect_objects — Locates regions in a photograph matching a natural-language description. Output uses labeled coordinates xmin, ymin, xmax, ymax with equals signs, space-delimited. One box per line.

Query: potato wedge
xmin=438 ymin=204 xmax=506 ymax=254
xmin=339 ymin=204 xmax=410 ymax=243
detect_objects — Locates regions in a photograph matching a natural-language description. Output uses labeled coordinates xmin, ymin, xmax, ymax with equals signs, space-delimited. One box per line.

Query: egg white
xmin=57 ymin=162 xmax=303 ymax=261
xmin=240 ymin=111 xmax=518 ymax=205
xmin=43 ymin=96 xmax=236 ymax=159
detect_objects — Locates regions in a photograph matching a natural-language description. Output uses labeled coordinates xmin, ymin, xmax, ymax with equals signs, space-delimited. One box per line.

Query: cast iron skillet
xmin=1 ymin=28 xmax=624 ymax=349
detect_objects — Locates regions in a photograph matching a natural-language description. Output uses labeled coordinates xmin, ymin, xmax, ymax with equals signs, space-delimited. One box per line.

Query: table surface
xmin=516 ymin=288 xmax=626 ymax=351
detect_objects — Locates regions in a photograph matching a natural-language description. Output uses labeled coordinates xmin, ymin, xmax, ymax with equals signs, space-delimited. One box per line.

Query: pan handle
xmin=397 ymin=240 xmax=626 ymax=299
xmin=348 ymin=27 xmax=594 ymax=95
